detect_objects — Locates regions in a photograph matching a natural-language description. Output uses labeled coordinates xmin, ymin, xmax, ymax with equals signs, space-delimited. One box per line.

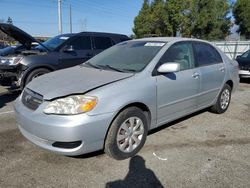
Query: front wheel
xmin=104 ymin=107 xmax=148 ymax=160
xmin=210 ymin=84 xmax=232 ymax=114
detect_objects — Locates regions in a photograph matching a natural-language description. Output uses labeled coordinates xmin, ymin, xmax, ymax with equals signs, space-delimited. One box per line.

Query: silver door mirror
xmin=157 ymin=63 xmax=180 ymax=73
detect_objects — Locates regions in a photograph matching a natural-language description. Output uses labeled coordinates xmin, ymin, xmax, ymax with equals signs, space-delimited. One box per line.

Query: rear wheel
xmin=25 ymin=68 xmax=51 ymax=86
xmin=104 ymin=107 xmax=148 ymax=160
xmin=210 ymin=84 xmax=231 ymax=114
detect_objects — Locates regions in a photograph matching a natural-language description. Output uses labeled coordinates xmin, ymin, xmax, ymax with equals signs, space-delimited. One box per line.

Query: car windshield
xmin=37 ymin=35 xmax=70 ymax=51
xmin=85 ymin=41 xmax=165 ymax=72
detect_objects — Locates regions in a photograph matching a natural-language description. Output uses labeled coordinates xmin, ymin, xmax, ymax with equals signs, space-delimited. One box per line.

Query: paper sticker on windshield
xmin=144 ymin=42 xmax=165 ymax=47
xmin=60 ymin=37 xmax=69 ymax=40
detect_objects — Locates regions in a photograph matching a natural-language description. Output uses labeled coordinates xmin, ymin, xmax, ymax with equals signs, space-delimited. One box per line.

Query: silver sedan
xmin=15 ymin=38 xmax=239 ymax=160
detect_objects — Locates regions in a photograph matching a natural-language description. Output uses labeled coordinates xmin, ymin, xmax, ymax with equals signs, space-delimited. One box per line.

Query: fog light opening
xmin=52 ymin=141 xmax=82 ymax=149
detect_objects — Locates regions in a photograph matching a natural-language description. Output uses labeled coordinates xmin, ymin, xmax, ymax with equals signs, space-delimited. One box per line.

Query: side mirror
xmin=63 ymin=45 xmax=74 ymax=52
xmin=236 ymin=55 xmax=241 ymax=59
xmin=157 ymin=63 xmax=180 ymax=73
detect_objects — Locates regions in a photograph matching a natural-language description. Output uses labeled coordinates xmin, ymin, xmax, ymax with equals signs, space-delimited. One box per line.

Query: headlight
xmin=0 ymin=57 xmax=23 ymax=65
xmin=43 ymin=95 xmax=97 ymax=115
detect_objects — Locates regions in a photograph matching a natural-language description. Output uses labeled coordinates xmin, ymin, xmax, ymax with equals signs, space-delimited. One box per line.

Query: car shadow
xmin=149 ymin=108 xmax=208 ymax=135
xmin=0 ymin=90 xmax=21 ymax=109
xmin=72 ymin=108 xmax=209 ymax=159
xmin=106 ymin=155 xmax=164 ymax=188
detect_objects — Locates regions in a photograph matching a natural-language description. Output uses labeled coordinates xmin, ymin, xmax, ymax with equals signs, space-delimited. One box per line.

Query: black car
xmin=236 ymin=50 xmax=250 ymax=79
xmin=0 ymin=23 xmax=130 ymax=89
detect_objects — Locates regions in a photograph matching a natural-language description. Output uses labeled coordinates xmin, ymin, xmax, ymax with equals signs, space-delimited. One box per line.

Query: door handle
xmin=219 ymin=67 xmax=225 ymax=72
xmin=192 ymin=72 xmax=200 ymax=79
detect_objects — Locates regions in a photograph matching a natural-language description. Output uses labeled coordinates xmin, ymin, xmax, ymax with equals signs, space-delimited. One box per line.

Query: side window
xmin=67 ymin=36 xmax=91 ymax=50
xmin=93 ymin=37 xmax=112 ymax=49
xmin=159 ymin=43 xmax=195 ymax=71
xmin=194 ymin=43 xmax=223 ymax=66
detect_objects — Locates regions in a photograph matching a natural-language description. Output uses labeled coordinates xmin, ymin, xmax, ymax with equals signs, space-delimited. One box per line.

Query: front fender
xmin=87 ymin=74 xmax=158 ymax=129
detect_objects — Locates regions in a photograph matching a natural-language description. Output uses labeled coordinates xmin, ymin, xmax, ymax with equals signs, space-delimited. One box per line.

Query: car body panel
xmin=26 ymin=66 xmax=134 ymax=100
xmin=156 ymin=68 xmax=200 ymax=125
xmin=15 ymin=37 xmax=239 ymax=156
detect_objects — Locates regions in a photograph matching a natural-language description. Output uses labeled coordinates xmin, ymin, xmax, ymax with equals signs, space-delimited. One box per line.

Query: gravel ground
xmin=0 ymin=81 xmax=249 ymax=188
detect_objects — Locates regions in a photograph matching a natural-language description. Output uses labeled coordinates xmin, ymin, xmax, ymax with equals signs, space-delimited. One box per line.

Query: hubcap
xmin=220 ymin=89 xmax=230 ymax=110
xmin=116 ymin=117 xmax=144 ymax=153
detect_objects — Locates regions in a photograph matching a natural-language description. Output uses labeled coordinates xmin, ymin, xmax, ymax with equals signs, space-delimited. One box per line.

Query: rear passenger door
xmin=58 ymin=35 xmax=92 ymax=69
xmin=92 ymin=36 xmax=113 ymax=56
xmin=193 ymin=42 xmax=226 ymax=108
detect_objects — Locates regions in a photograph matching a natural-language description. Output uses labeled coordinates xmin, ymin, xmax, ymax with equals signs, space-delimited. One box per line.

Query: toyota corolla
xmin=15 ymin=38 xmax=239 ymax=160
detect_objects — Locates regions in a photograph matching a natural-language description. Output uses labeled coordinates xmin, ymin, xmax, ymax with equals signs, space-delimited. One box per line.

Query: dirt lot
xmin=0 ymin=81 xmax=249 ymax=188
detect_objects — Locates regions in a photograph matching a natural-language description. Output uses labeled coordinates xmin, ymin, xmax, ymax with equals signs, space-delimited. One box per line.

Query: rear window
xmin=194 ymin=43 xmax=223 ymax=66
xmin=93 ymin=37 xmax=112 ymax=49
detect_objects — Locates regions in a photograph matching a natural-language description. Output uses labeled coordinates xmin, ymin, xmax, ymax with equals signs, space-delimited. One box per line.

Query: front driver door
xmin=156 ymin=42 xmax=200 ymax=126
xmin=58 ymin=36 xmax=92 ymax=69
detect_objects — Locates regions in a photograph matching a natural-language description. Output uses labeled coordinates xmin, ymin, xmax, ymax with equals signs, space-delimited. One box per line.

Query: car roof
xmin=77 ymin=31 xmax=128 ymax=37
xmin=55 ymin=32 xmax=129 ymax=39
xmin=132 ymin=37 xmax=207 ymax=43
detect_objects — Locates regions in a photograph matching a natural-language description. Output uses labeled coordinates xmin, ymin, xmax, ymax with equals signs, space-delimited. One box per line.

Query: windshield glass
xmin=37 ymin=35 xmax=70 ymax=51
xmin=85 ymin=41 xmax=165 ymax=72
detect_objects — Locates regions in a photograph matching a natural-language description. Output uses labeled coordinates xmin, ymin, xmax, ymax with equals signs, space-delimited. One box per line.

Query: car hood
xmin=26 ymin=66 xmax=134 ymax=100
xmin=0 ymin=23 xmax=48 ymax=50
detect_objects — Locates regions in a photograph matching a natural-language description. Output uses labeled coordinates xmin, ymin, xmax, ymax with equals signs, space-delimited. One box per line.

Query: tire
xmin=25 ymin=68 xmax=51 ymax=86
xmin=210 ymin=84 xmax=232 ymax=114
xmin=104 ymin=107 xmax=148 ymax=160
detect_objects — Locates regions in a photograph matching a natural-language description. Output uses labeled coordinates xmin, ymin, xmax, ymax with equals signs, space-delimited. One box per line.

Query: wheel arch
xmin=21 ymin=65 xmax=55 ymax=89
xmin=225 ymin=80 xmax=233 ymax=90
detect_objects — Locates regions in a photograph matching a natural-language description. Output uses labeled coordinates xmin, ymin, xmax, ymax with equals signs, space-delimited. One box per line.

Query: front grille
xmin=22 ymin=88 xmax=43 ymax=110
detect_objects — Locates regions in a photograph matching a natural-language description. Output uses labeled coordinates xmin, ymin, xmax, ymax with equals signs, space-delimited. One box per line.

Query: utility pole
xmin=58 ymin=0 xmax=62 ymax=34
xmin=70 ymin=4 xmax=72 ymax=33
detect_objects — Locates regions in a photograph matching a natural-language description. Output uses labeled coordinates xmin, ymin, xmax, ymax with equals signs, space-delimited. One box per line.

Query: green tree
xmin=190 ymin=0 xmax=230 ymax=40
xmin=233 ymin=0 xmax=250 ymax=39
xmin=133 ymin=0 xmax=230 ymax=40
xmin=133 ymin=0 xmax=152 ymax=38
xmin=150 ymin=0 xmax=172 ymax=37
xmin=166 ymin=0 xmax=194 ymax=37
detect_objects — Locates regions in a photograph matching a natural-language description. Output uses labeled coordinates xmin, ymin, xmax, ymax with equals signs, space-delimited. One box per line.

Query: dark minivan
xmin=0 ymin=23 xmax=130 ymax=89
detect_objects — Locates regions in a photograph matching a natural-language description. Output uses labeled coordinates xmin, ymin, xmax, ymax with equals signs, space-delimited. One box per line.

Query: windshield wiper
xmin=104 ymin=65 xmax=125 ymax=72
xmin=120 ymin=68 xmax=137 ymax=73
xmin=83 ymin=62 xmax=102 ymax=69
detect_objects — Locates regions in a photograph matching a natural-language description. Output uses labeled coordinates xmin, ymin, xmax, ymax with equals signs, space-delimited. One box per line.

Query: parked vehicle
xmin=0 ymin=23 xmax=130 ymax=89
xmin=236 ymin=50 xmax=250 ymax=79
xmin=15 ymin=38 xmax=239 ymax=160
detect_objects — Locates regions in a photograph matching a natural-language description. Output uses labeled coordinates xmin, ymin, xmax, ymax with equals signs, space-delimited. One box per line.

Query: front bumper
xmin=0 ymin=65 xmax=19 ymax=80
xmin=15 ymin=95 xmax=114 ymax=156
xmin=239 ymin=70 xmax=250 ymax=78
